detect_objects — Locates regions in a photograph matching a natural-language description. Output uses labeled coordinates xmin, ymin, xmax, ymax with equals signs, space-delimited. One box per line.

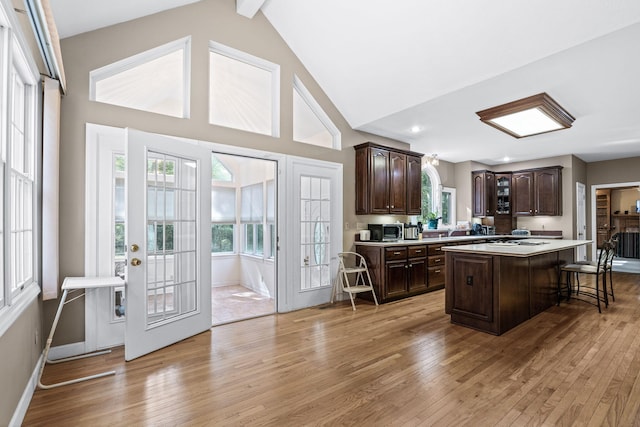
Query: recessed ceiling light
xmin=503 ymin=156 xmax=510 ymax=162
xmin=410 ymin=125 xmax=421 ymax=133
xmin=476 ymin=93 xmax=575 ymax=138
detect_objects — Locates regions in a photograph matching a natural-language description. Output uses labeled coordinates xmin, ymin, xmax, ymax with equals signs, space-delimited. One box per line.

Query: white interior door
xmin=287 ymin=157 xmax=342 ymax=310
xmin=125 ymin=129 xmax=211 ymax=361
xmin=576 ymin=182 xmax=587 ymax=261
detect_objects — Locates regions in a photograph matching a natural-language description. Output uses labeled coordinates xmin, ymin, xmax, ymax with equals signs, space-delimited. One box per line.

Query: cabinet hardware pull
xmin=394 ymin=252 xmax=401 ymax=255
xmin=391 ymin=205 xmax=394 ymax=208
xmin=434 ymin=270 xmax=441 ymax=273
xmin=415 ymin=250 xmax=422 ymax=253
xmin=435 ymin=259 xmax=441 ymax=262
xmin=435 ymin=248 xmax=442 ymax=251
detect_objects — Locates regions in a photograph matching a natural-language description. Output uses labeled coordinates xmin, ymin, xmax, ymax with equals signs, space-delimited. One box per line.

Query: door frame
xmin=84 ymin=125 xmax=296 ymax=355
xmin=576 ymin=182 xmax=586 ymax=262
xmin=590 ymin=181 xmax=640 ymax=259
xmin=280 ymin=156 xmax=343 ymax=312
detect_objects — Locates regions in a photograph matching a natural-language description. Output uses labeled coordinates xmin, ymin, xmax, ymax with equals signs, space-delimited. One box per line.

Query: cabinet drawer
xmin=385 ymin=247 xmax=407 ymax=261
xmin=408 ymin=245 xmax=427 ymax=258
xmin=428 ymin=254 xmax=445 ymax=267
xmin=428 ymin=244 xmax=445 ymax=255
xmin=428 ymin=266 xmax=445 ymax=286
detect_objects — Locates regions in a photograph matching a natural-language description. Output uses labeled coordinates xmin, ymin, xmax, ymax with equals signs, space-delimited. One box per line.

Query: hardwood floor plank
xmin=24 ymin=273 xmax=640 ymax=426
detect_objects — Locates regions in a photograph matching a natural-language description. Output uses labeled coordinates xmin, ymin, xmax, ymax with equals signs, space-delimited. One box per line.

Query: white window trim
xmin=0 ymin=0 xmax=41 ymax=334
xmin=293 ymin=74 xmax=341 ymax=150
xmin=441 ymin=186 xmax=457 ymax=227
xmin=209 ymin=41 xmax=280 ymax=138
xmin=88 ymin=36 xmax=192 ymax=119
xmin=423 ymin=162 xmax=442 ymax=215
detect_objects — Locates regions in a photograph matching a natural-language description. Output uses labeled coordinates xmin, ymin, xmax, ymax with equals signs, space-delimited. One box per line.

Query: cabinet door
xmin=408 ymin=257 xmax=427 ymax=292
xmin=472 ymin=172 xmax=486 ymax=217
xmin=406 ymin=155 xmax=422 ymax=215
xmin=385 ymin=261 xmax=408 ymax=299
xmin=472 ymin=171 xmax=495 ymax=217
xmin=370 ymin=148 xmax=390 ymax=214
xmin=512 ymin=172 xmax=534 ymax=216
xmin=534 ymin=168 xmax=561 ymax=215
xmin=355 ymin=147 xmax=369 ymax=214
xmin=450 ymin=255 xmax=493 ymax=322
xmin=389 ymin=152 xmax=406 ymax=214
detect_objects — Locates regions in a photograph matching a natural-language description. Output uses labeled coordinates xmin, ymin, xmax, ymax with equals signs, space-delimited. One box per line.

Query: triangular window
xmin=89 ymin=37 xmax=190 ymax=118
xmin=212 ymin=155 xmax=233 ymax=182
xmin=293 ymin=75 xmax=340 ymax=149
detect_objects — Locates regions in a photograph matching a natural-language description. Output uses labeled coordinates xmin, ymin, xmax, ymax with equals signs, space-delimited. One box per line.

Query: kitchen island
xmin=443 ymin=240 xmax=589 ymax=335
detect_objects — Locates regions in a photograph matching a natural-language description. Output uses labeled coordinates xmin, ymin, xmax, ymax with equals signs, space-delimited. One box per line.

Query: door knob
xmin=130 ymin=258 xmax=142 ymax=266
xmin=130 ymin=244 xmax=139 ymax=252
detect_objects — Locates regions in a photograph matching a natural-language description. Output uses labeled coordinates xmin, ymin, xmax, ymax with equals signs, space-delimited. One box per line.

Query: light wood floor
xmin=25 ymin=272 xmax=640 ymax=426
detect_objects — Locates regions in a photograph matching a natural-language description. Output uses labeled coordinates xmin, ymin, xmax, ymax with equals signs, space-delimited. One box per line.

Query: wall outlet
xmin=345 ymin=222 xmax=350 ymax=230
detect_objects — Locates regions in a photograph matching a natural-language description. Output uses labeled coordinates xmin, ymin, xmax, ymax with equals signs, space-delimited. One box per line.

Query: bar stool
xmin=560 ymin=243 xmax=610 ymax=312
xmin=38 ymin=276 xmax=125 ymax=389
xmin=331 ymin=252 xmax=378 ymax=311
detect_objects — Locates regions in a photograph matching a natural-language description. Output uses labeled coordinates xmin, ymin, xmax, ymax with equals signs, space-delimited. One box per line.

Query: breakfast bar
xmin=443 ymin=239 xmax=589 ymax=335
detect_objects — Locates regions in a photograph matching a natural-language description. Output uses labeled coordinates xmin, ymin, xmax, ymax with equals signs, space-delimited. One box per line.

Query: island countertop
xmin=442 ymin=239 xmax=590 ymax=257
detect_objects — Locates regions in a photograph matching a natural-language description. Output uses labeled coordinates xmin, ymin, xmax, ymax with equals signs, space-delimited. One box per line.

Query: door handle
xmin=130 ymin=258 xmax=142 ymax=266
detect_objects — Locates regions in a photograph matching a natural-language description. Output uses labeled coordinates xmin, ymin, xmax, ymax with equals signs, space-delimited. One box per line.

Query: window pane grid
xmin=145 ymin=152 xmax=197 ymax=326
xmin=300 ymin=176 xmax=330 ymax=290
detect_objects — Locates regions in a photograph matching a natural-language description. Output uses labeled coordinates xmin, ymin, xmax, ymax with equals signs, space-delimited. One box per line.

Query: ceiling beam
xmin=236 ymin=0 xmax=266 ymax=19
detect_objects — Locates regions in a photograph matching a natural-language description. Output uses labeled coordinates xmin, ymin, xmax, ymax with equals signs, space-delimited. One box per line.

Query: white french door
xmin=125 ymin=129 xmax=211 ymax=361
xmin=286 ymin=157 xmax=342 ymax=310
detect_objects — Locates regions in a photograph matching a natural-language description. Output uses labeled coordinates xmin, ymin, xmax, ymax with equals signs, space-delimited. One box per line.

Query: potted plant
xmin=426 ymin=212 xmax=441 ymax=229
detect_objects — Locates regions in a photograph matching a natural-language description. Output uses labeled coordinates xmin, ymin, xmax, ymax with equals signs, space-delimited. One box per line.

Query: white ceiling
xmin=51 ymin=0 xmax=640 ymax=165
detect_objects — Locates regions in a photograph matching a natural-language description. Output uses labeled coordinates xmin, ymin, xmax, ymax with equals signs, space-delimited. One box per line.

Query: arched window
xmin=419 ymin=163 xmax=441 ymax=224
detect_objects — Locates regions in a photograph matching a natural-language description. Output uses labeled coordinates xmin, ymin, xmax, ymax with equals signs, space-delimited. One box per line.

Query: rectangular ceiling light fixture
xmin=476 ymin=92 xmax=575 ymax=138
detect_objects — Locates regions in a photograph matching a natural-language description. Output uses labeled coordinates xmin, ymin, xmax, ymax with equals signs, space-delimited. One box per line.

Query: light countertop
xmin=354 ymin=234 xmax=562 ymax=247
xmin=441 ymin=239 xmax=591 ymax=257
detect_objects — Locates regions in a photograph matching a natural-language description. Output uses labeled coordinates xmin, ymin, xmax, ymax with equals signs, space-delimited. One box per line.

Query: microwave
xmin=368 ymin=224 xmax=402 ymax=242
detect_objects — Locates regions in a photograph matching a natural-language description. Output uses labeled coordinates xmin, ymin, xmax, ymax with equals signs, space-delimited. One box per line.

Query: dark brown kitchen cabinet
xmin=354 ymin=142 xmax=424 ymax=215
xmin=512 ymin=167 xmax=562 ymax=216
xmin=472 ymin=170 xmax=495 ymax=217
xmin=356 ymin=244 xmax=432 ymax=303
xmin=427 ymin=244 xmax=446 ymax=289
xmin=406 ymin=155 xmax=423 ymax=215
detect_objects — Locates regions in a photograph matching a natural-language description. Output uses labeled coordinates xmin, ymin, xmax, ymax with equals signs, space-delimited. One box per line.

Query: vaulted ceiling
xmin=50 ymin=0 xmax=640 ymax=165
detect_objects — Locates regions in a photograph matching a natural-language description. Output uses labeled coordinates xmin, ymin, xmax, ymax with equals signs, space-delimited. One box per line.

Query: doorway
xmin=591 ymin=181 xmax=640 ymax=273
xmin=84 ymin=124 xmax=342 ymax=355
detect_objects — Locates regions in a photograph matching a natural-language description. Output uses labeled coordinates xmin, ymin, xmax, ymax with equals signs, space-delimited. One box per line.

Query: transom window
xmin=209 ymin=41 xmax=280 ymax=137
xmin=89 ymin=37 xmax=191 ymax=118
xmin=293 ymin=75 xmax=341 ymax=149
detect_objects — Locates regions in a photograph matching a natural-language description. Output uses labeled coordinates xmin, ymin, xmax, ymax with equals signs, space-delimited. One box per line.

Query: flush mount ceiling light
xmin=476 ymin=92 xmax=575 ymax=138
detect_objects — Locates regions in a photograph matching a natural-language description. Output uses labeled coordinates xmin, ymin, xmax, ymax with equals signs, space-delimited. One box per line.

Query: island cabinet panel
xmin=354 ymin=142 xmax=423 ymax=215
xmin=494 ymin=256 xmax=530 ymax=333
xmin=356 ymin=243 xmax=435 ymax=303
xmin=450 ymin=255 xmax=494 ymax=329
xmin=529 ymin=252 xmax=562 ymax=317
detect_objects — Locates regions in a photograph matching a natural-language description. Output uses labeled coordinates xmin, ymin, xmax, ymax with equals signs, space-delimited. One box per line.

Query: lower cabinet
xmin=356 ymin=243 xmax=442 ymax=303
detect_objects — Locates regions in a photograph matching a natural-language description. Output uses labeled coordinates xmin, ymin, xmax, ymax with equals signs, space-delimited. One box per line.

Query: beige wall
xmin=54 ymin=0 xmax=406 ymax=345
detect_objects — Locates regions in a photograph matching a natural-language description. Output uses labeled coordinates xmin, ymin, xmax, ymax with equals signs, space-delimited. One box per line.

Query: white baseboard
xmin=10 ymin=353 xmax=44 ymax=427
xmin=48 ymin=341 xmax=87 ymax=360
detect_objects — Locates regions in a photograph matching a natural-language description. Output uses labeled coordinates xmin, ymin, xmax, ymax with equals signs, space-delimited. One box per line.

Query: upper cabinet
xmin=512 ymin=167 xmax=562 ymax=216
xmin=355 ymin=142 xmax=423 ymax=215
xmin=473 ymin=166 xmax=562 ymax=218
xmin=472 ymin=170 xmax=495 ymax=217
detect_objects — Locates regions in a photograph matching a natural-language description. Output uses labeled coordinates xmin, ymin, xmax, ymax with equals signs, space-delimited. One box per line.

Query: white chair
xmin=331 ymin=252 xmax=378 ymax=311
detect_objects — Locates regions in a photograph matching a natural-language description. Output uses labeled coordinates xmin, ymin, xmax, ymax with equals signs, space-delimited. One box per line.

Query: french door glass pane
xmin=300 ymin=176 xmax=330 ymax=290
xmin=146 ymin=152 xmax=198 ymax=325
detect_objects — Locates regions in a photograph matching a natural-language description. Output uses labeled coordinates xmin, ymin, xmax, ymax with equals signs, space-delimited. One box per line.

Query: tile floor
xmin=211 ymin=284 xmax=275 ymax=325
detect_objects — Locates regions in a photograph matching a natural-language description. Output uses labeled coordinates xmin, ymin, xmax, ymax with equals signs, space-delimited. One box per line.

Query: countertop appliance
xmin=403 ymin=223 xmax=419 ymax=240
xmin=482 ymin=225 xmax=496 ymax=236
xmin=368 ymin=223 xmax=402 ymax=242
